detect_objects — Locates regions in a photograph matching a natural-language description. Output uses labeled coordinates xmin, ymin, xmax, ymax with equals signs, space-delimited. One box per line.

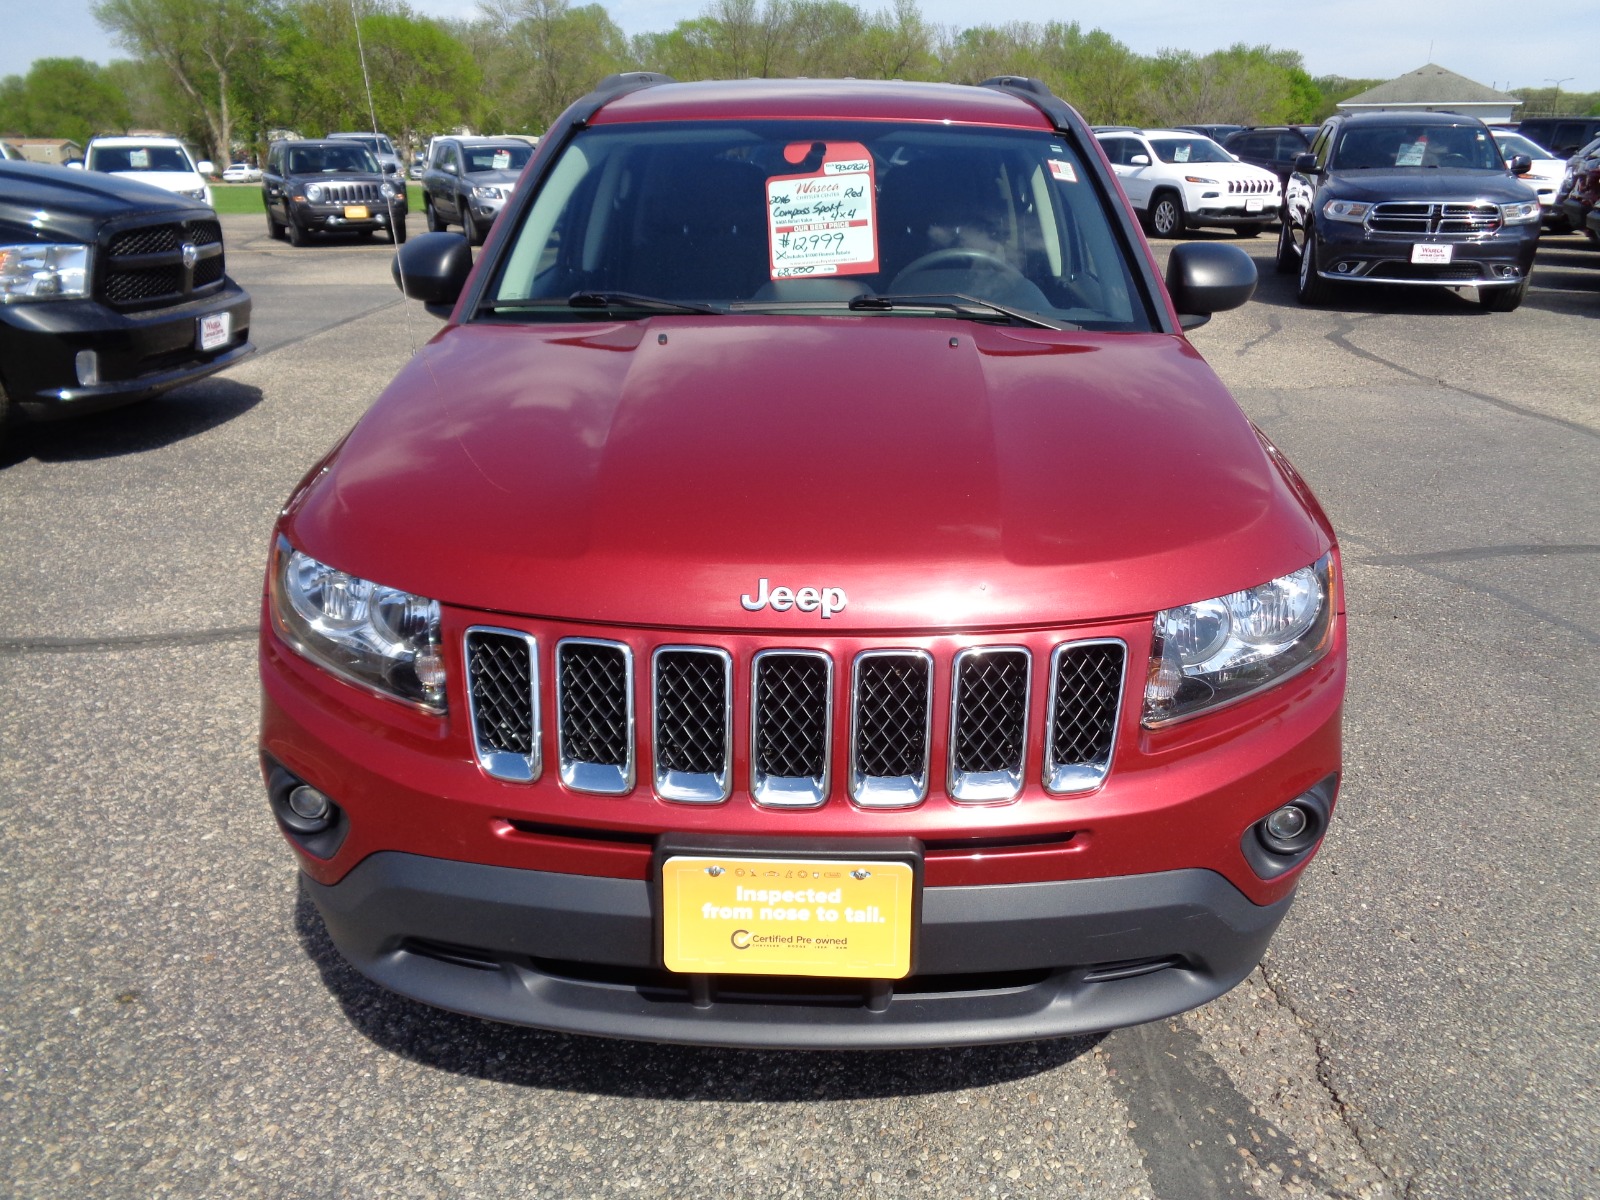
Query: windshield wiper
xmin=849 ymin=292 xmax=1070 ymax=330
xmin=480 ymin=292 xmax=722 ymax=317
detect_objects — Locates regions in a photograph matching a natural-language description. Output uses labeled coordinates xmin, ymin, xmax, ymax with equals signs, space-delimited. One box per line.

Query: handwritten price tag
xmin=767 ymin=141 xmax=878 ymax=279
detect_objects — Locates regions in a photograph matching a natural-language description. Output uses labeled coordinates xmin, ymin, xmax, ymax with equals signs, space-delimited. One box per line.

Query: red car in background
xmin=258 ymin=74 xmax=1346 ymax=1048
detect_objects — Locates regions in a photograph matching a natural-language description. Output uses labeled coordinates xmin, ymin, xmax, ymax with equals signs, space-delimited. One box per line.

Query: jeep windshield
xmin=1330 ymin=124 xmax=1503 ymax=171
xmin=1149 ymin=137 xmax=1233 ymax=164
xmin=89 ymin=144 xmax=194 ymax=173
xmin=465 ymin=144 xmax=533 ymax=173
xmin=289 ymin=145 xmax=380 ymax=174
xmin=484 ymin=120 xmax=1153 ymax=331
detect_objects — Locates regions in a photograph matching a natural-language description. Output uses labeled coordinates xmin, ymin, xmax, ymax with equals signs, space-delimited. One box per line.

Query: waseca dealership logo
xmin=730 ymin=929 xmax=753 ymax=949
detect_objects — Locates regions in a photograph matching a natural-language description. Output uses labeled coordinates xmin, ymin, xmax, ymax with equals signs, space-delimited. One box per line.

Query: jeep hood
xmin=1322 ymin=168 xmax=1535 ymax=203
xmin=284 ymin=318 xmax=1328 ymax=631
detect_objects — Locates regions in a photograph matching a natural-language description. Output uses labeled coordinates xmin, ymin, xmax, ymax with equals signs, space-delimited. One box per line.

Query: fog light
xmin=1264 ymin=805 xmax=1308 ymax=841
xmin=288 ymin=784 xmax=331 ymax=822
xmin=75 ymin=350 xmax=99 ymax=386
xmin=1335 ymin=262 xmax=1351 ymax=273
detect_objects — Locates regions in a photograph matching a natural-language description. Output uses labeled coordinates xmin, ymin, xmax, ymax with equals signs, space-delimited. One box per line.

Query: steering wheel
xmin=889 ymin=248 xmax=1031 ymax=292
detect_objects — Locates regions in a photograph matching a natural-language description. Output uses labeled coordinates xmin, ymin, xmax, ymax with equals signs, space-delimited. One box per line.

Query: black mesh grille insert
xmin=952 ymin=651 xmax=1029 ymax=774
xmin=854 ymin=654 xmax=929 ymax=778
xmin=102 ymin=265 xmax=183 ymax=303
xmin=193 ymin=254 xmax=225 ymax=288
xmin=467 ymin=632 xmax=534 ymax=757
xmin=559 ymin=643 xmax=630 ymax=768
xmin=109 ymin=224 xmax=180 ymax=256
xmin=1049 ymin=643 xmax=1125 ymax=767
xmin=754 ymin=654 xmax=829 ymax=780
xmin=654 ymin=651 xmax=727 ymax=775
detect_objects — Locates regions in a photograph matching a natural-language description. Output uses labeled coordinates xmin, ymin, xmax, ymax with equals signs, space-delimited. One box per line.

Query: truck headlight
xmin=1321 ymin=200 xmax=1371 ymax=223
xmin=0 ymin=243 xmax=90 ymax=301
xmin=268 ymin=536 xmax=446 ymax=711
xmin=1143 ymin=555 xmax=1334 ymax=726
xmin=1500 ymin=201 xmax=1541 ymax=224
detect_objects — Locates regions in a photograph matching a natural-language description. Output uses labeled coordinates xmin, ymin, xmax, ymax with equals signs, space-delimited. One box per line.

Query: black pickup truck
xmin=0 ymin=161 xmax=253 ymax=447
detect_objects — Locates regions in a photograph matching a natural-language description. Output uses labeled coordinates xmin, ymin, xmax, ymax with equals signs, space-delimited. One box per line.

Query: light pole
xmin=1546 ymin=77 xmax=1573 ymax=115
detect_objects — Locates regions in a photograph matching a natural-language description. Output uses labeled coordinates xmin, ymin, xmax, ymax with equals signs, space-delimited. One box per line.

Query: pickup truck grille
xmin=99 ymin=216 xmax=225 ymax=309
xmin=1367 ymin=202 xmax=1502 ymax=237
xmin=466 ymin=632 xmax=1127 ymax=806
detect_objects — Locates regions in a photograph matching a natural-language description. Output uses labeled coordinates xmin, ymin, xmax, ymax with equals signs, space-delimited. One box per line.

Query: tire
xmin=462 ymin=208 xmax=479 ymax=247
xmin=390 ymin=214 xmax=407 ymax=245
xmin=1234 ymin=222 xmax=1263 ymax=238
xmin=266 ymin=211 xmax=285 ymax=241
xmin=0 ymin=376 xmax=11 ymax=461
xmin=1296 ymin=229 xmax=1332 ymax=305
xmin=286 ymin=217 xmax=307 ymax=247
xmin=425 ymin=198 xmax=442 ymax=232
xmin=1479 ymin=279 xmax=1528 ymax=312
xmin=1148 ymin=192 xmax=1186 ymax=238
xmin=1275 ymin=218 xmax=1298 ymax=274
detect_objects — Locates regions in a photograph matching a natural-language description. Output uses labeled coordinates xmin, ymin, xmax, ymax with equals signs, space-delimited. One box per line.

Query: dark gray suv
xmin=421 ymin=137 xmax=536 ymax=245
xmin=263 ymin=139 xmax=408 ymax=247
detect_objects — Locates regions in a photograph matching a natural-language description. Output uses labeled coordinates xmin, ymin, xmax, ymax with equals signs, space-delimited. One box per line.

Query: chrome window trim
xmin=554 ymin=636 xmax=636 ymax=796
xmin=750 ymin=648 xmax=833 ymax=809
xmin=1043 ymin=637 xmax=1128 ymax=795
xmin=464 ymin=626 xmax=541 ymax=784
xmin=651 ymin=645 xmax=733 ymax=804
xmin=848 ymin=648 xmax=933 ymax=810
xmin=947 ymin=646 xmax=1032 ymax=805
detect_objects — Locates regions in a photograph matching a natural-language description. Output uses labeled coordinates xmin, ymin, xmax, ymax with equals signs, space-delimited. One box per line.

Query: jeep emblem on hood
xmin=740 ymin=578 xmax=847 ymax=619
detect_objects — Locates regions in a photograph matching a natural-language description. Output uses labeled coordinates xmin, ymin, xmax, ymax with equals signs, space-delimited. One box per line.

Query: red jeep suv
xmin=259 ymin=74 xmax=1346 ymax=1049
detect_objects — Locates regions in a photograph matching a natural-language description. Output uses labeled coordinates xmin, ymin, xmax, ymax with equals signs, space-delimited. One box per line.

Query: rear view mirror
xmin=197 ymin=160 xmax=215 ymax=175
xmin=384 ymin=161 xmax=400 ymax=173
xmin=393 ymin=232 xmax=473 ymax=318
xmin=1506 ymin=153 xmax=1532 ymax=175
xmin=1130 ymin=154 xmax=1151 ymax=166
xmin=1294 ymin=153 xmax=1318 ymax=173
xmin=1166 ymin=242 xmax=1257 ymax=330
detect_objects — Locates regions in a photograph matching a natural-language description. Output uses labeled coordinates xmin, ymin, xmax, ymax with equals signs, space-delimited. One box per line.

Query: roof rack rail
xmin=979 ymin=75 xmax=1050 ymax=97
xmin=978 ymin=76 xmax=1081 ymax=137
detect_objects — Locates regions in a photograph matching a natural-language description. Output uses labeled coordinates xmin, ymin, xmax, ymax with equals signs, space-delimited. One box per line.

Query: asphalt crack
xmin=0 ymin=626 xmax=256 ymax=657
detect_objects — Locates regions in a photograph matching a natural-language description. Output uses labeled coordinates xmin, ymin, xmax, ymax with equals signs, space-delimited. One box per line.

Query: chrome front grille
xmin=1226 ymin=179 xmax=1275 ymax=194
xmin=751 ymin=651 xmax=833 ymax=807
xmin=850 ymin=651 xmax=932 ymax=809
xmin=318 ymin=182 xmax=384 ymax=205
xmin=652 ymin=647 xmax=732 ymax=803
xmin=948 ymin=648 xmax=1031 ymax=802
xmin=1044 ymin=641 xmax=1126 ymax=793
xmin=464 ymin=633 xmax=1128 ymax=805
xmin=555 ymin=639 xmax=634 ymax=794
xmin=1367 ymin=201 xmax=1502 ymax=237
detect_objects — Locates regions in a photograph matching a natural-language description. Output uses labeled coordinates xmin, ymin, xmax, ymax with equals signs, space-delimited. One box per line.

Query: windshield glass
xmin=1331 ymin=124 xmax=1503 ymax=170
xmin=289 ymin=144 xmax=380 ymax=174
xmin=465 ymin=144 xmax=533 ymax=173
xmin=489 ymin=120 xmax=1151 ymax=331
xmin=1494 ymin=133 xmax=1550 ymax=160
xmin=1149 ymin=136 xmax=1233 ymax=164
xmin=89 ymin=144 xmax=194 ymax=173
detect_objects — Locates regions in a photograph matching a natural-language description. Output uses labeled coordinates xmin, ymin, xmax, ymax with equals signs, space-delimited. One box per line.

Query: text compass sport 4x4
xmin=260 ymin=74 xmax=1347 ymax=1049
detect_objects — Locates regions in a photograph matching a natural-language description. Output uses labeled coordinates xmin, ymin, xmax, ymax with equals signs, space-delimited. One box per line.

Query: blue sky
xmin=6 ymin=0 xmax=1597 ymax=94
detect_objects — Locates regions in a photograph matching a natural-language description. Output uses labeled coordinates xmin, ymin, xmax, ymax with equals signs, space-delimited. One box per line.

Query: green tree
xmin=0 ymin=58 xmax=132 ymax=143
xmin=480 ymin=0 xmax=630 ymax=132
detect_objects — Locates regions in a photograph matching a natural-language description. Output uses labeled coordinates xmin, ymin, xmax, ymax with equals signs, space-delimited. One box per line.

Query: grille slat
xmin=1044 ymin=641 xmax=1126 ymax=794
xmin=556 ymin=639 xmax=634 ymax=794
xmin=850 ymin=651 xmax=932 ymax=809
xmin=1368 ymin=201 xmax=1501 ymax=238
xmin=751 ymin=651 xmax=832 ymax=807
xmin=653 ymin=648 xmax=732 ymax=803
xmin=319 ymin=182 xmax=384 ymax=205
xmin=100 ymin=217 xmax=227 ymax=309
xmin=948 ymin=649 xmax=1030 ymax=803
xmin=466 ymin=629 xmax=539 ymax=782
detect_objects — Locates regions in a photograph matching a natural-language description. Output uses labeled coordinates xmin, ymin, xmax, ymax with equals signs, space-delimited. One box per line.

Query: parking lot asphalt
xmin=1 ymin=214 xmax=1596 ymax=1199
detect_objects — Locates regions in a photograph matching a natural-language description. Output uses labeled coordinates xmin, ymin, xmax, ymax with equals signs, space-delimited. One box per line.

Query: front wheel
xmin=1148 ymin=193 xmax=1186 ymax=238
xmin=286 ymin=217 xmax=307 ymax=248
xmin=1275 ymin=218 xmax=1298 ymax=274
xmin=390 ymin=214 xmax=407 ymax=245
xmin=1479 ymin=279 xmax=1527 ymax=312
xmin=425 ymin=198 xmax=442 ymax=232
xmin=1296 ymin=230 xmax=1332 ymax=305
xmin=462 ymin=209 xmax=479 ymax=247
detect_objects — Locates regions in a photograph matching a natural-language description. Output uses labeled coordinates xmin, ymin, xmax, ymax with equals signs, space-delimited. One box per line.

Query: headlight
xmin=1183 ymin=176 xmax=1218 ymax=185
xmin=0 ymin=243 xmax=90 ymax=302
xmin=1501 ymin=201 xmax=1541 ymax=224
xmin=305 ymin=184 xmax=324 ymax=203
xmin=471 ymin=185 xmax=505 ymax=201
xmin=268 ymin=537 xmax=446 ymax=711
xmin=1322 ymin=199 xmax=1371 ymax=223
xmin=1143 ymin=555 xmax=1334 ymax=726
xmin=179 ymin=187 xmax=208 ymax=201
xmin=380 ymin=182 xmax=396 ymax=199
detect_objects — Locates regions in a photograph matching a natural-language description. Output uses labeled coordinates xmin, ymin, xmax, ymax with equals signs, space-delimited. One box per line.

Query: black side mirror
xmin=1166 ymin=242 xmax=1257 ymax=330
xmin=393 ymin=232 xmax=473 ymax=318
xmin=1506 ymin=153 xmax=1532 ymax=175
xmin=1294 ymin=153 xmax=1318 ymax=173
xmin=383 ymin=161 xmax=399 ymax=173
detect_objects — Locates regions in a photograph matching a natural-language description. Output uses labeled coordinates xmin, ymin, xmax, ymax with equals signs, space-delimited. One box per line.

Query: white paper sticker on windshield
xmin=130 ymin=149 xmax=150 ymax=169
xmin=767 ymin=141 xmax=878 ymax=279
xmin=492 ymin=151 xmax=511 ymax=170
xmin=1048 ymin=159 xmax=1078 ymax=183
xmin=1397 ymin=138 xmax=1426 ymax=167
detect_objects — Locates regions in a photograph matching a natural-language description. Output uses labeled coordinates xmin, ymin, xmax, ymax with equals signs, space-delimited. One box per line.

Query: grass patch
xmin=209 ymin=183 xmax=424 ymax=215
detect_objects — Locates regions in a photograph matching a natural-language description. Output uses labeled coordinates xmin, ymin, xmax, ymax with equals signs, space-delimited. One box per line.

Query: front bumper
xmin=303 ymin=851 xmax=1294 ymax=1048
xmin=1312 ymin=220 xmax=1540 ymax=288
xmin=0 ymin=281 xmax=253 ymax=419
xmin=296 ymin=198 xmax=407 ymax=232
xmin=1190 ymin=197 xmax=1281 ymax=227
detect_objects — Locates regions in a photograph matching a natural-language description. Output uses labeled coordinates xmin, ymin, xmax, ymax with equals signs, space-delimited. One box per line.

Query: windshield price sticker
xmin=767 ymin=141 xmax=879 ymax=279
xmin=492 ymin=151 xmax=511 ymax=170
xmin=1048 ymin=159 xmax=1078 ymax=183
xmin=662 ymin=855 xmax=913 ymax=978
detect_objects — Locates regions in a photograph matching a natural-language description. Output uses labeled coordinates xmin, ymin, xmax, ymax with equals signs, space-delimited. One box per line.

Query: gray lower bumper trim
xmin=304 ymin=853 xmax=1294 ymax=1049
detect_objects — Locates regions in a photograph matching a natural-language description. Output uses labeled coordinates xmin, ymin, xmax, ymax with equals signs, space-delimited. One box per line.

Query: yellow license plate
xmin=662 ymin=856 xmax=914 ymax=979
xmin=344 ymin=205 xmax=369 ymax=219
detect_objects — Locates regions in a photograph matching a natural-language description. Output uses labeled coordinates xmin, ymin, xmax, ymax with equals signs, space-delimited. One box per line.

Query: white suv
xmin=81 ymin=136 xmax=214 ymax=207
xmin=1096 ymin=128 xmax=1281 ymax=237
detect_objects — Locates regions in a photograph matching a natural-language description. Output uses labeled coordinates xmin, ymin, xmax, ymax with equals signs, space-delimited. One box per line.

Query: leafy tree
xmin=480 ymin=0 xmax=630 ymax=132
xmin=0 ymin=58 xmax=132 ymax=143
